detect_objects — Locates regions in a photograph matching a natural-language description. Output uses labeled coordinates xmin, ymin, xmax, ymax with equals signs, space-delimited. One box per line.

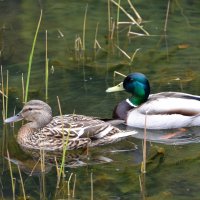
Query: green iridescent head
xmin=106 ymin=72 xmax=150 ymax=106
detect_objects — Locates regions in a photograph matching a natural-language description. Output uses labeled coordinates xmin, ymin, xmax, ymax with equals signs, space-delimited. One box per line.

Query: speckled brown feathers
xmin=4 ymin=100 xmax=137 ymax=151
xmin=16 ymin=114 xmax=124 ymax=151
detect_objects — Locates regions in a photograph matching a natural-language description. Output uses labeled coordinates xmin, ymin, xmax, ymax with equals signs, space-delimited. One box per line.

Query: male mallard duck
xmin=106 ymin=72 xmax=200 ymax=129
xmin=4 ymin=100 xmax=136 ymax=151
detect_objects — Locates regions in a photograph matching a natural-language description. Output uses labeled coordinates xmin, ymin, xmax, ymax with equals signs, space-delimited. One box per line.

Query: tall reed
xmin=107 ymin=0 xmax=111 ymax=36
xmin=40 ymin=149 xmax=45 ymax=173
xmin=127 ymin=0 xmax=142 ymax=23
xmin=116 ymin=0 xmax=121 ymax=29
xmin=67 ymin=173 xmax=73 ymax=196
xmin=94 ymin=23 xmax=102 ymax=50
xmin=163 ymin=0 xmax=171 ymax=61
xmin=139 ymin=174 xmax=146 ymax=200
xmin=1 ymin=66 xmax=8 ymax=121
xmin=5 ymin=70 xmax=9 ymax=119
xmin=54 ymin=157 xmax=61 ymax=189
xmin=45 ymin=30 xmax=49 ymax=101
xmin=7 ymin=150 xmax=16 ymax=200
xmin=164 ymin=0 xmax=170 ymax=32
xmin=141 ymin=111 xmax=148 ymax=173
xmin=25 ymin=10 xmax=43 ymax=103
xmin=17 ymin=165 xmax=26 ymax=200
xmin=56 ymin=97 xmax=70 ymax=185
xmin=91 ymin=172 xmax=94 ymax=200
xmin=82 ymin=4 xmax=88 ymax=51
xmin=21 ymin=73 xmax=25 ymax=103
xmin=72 ymin=174 xmax=76 ymax=198
xmin=41 ymin=172 xmax=46 ymax=199
xmin=1 ymin=66 xmax=5 ymax=121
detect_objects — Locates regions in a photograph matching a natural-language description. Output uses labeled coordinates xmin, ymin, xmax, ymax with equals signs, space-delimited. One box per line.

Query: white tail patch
xmin=109 ymin=130 xmax=137 ymax=139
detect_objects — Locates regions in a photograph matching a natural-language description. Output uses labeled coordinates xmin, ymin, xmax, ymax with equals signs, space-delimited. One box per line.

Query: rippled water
xmin=1 ymin=0 xmax=200 ymax=199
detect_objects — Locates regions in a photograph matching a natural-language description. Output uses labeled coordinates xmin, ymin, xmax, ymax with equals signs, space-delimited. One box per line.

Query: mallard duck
xmin=4 ymin=100 xmax=136 ymax=151
xmin=106 ymin=72 xmax=200 ymax=129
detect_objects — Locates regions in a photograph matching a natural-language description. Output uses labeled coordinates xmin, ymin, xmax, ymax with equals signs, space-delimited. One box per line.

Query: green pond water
xmin=1 ymin=0 xmax=200 ymax=199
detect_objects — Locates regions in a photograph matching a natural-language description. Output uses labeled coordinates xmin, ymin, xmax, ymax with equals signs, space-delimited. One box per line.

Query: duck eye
xmin=28 ymin=108 xmax=33 ymax=111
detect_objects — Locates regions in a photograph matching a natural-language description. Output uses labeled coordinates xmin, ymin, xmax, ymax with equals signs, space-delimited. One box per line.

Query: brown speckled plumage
xmin=5 ymin=100 xmax=136 ymax=151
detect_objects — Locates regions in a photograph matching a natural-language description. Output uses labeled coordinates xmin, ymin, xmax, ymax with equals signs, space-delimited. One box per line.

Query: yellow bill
xmin=106 ymin=82 xmax=125 ymax=93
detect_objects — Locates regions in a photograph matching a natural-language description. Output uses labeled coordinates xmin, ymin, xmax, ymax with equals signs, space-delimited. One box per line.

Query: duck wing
xmin=41 ymin=114 xmax=121 ymax=140
xmin=139 ymin=92 xmax=200 ymax=116
xmin=149 ymin=92 xmax=200 ymax=101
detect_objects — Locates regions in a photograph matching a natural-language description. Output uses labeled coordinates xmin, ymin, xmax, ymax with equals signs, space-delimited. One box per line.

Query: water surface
xmin=1 ymin=0 xmax=200 ymax=199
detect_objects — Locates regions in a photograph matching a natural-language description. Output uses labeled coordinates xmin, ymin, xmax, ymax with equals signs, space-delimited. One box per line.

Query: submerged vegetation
xmin=0 ymin=0 xmax=200 ymax=199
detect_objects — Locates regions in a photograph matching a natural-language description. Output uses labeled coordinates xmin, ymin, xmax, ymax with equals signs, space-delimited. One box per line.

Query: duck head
xmin=106 ymin=72 xmax=150 ymax=106
xmin=4 ymin=100 xmax=53 ymax=129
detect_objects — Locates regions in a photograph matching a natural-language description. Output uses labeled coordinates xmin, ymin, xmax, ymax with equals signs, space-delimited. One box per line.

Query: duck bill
xmin=4 ymin=112 xmax=23 ymax=123
xmin=106 ymin=82 xmax=125 ymax=93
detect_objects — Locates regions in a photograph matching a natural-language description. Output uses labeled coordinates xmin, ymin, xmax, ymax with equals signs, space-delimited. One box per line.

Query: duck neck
xmin=127 ymin=95 xmax=147 ymax=107
xmin=17 ymin=115 xmax=53 ymax=147
xmin=30 ymin=115 xmax=53 ymax=129
xmin=128 ymin=83 xmax=150 ymax=106
xmin=21 ymin=113 xmax=53 ymax=130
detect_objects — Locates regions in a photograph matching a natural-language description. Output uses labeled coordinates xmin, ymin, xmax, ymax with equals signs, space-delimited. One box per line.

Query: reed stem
xmin=25 ymin=10 xmax=43 ymax=103
xmin=67 ymin=173 xmax=73 ymax=196
xmin=40 ymin=149 xmax=45 ymax=173
xmin=21 ymin=73 xmax=25 ymax=103
xmin=114 ymin=71 xmax=126 ymax=78
xmin=82 ymin=4 xmax=88 ymax=51
xmin=17 ymin=165 xmax=26 ymax=200
xmin=45 ymin=30 xmax=49 ymax=101
xmin=108 ymin=0 xmax=111 ymax=35
xmin=141 ymin=111 xmax=147 ymax=173
xmin=56 ymin=97 xmax=70 ymax=182
xmin=91 ymin=172 xmax=93 ymax=200
xmin=164 ymin=0 xmax=170 ymax=32
xmin=1 ymin=66 xmax=5 ymax=121
xmin=111 ymin=0 xmax=149 ymax=35
xmin=72 ymin=174 xmax=76 ymax=198
xmin=54 ymin=157 xmax=61 ymax=189
xmin=7 ymin=150 xmax=16 ymax=200
xmin=127 ymin=0 xmax=142 ymax=23
xmin=116 ymin=0 xmax=121 ymax=29
xmin=5 ymin=70 xmax=8 ymax=119
xmin=94 ymin=22 xmax=99 ymax=49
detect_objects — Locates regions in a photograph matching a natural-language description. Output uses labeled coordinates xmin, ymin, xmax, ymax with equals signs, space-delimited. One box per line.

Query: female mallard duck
xmin=106 ymin=72 xmax=200 ymax=129
xmin=4 ymin=100 xmax=136 ymax=151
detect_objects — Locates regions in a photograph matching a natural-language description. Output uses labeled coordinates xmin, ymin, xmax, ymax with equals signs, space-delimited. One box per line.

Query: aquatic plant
xmin=25 ymin=10 xmax=43 ymax=103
